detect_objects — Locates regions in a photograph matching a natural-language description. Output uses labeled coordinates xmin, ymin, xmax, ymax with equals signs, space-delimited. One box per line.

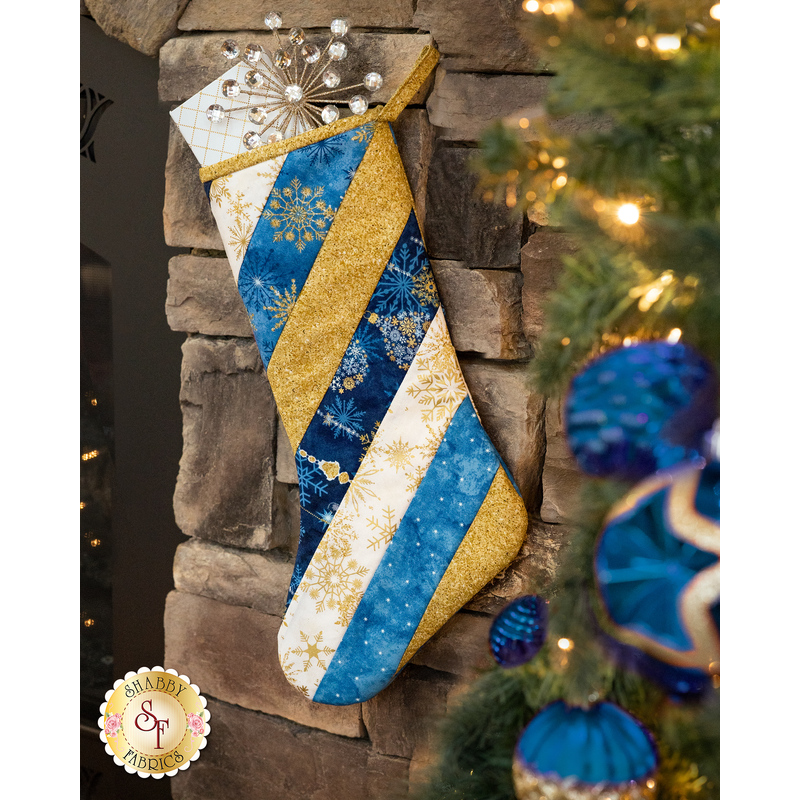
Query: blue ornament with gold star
xmin=513 ymin=700 xmax=658 ymax=800
xmin=594 ymin=459 xmax=720 ymax=674
xmin=565 ymin=341 xmax=717 ymax=481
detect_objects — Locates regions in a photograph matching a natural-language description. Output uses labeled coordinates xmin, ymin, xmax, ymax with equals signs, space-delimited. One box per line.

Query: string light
xmin=84 ymin=618 xmax=95 ymax=627
xmin=522 ymin=0 xmax=540 ymax=12
xmin=667 ymin=328 xmax=682 ymax=343
xmin=90 ymin=538 xmax=102 ymax=548
xmin=91 ymin=398 xmax=98 ymax=406
xmin=80 ymin=501 xmax=86 ymax=510
xmin=81 ymin=450 xmax=100 ymax=461
xmin=553 ymin=174 xmax=568 ymax=188
xmin=616 ymin=203 xmax=640 ymax=225
xmin=551 ymin=156 xmax=567 ymax=169
xmin=557 ymin=638 xmax=574 ymax=651
xmin=519 ymin=117 xmax=530 ymax=129
xmin=561 ymin=337 xmax=571 ymax=346
xmin=654 ymin=34 xmax=682 ymax=53
xmin=636 ymin=36 xmax=650 ymax=48
xmin=710 ymin=3 xmax=720 ymax=20
xmin=646 ymin=780 xmax=656 ymax=790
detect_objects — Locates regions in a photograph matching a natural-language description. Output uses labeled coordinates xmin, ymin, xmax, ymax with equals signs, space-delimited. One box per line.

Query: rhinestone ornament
xmin=329 ymin=42 xmax=347 ymax=61
xmin=364 ymin=72 xmax=384 ymax=91
xmin=244 ymin=44 xmax=263 ymax=65
xmin=247 ymin=106 xmax=269 ymax=125
xmin=221 ymin=80 xmax=241 ymax=98
xmin=245 ymin=70 xmax=265 ymax=88
xmin=322 ymin=69 xmax=341 ymax=88
xmin=243 ymin=131 xmax=262 ymax=150
xmin=321 ymin=104 xmax=340 ymax=124
xmin=274 ymin=49 xmax=292 ymax=69
xmin=331 ymin=18 xmax=349 ymax=36
xmin=289 ymin=27 xmax=305 ymax=46
xmin=221 ymin=39 xmax=239 ymax=59
xmin=301 ymin=43 xmax=321 ymax=64
xmin=206 ymin=104 xmax=225 ymax=123
xmin=264 ymin=11 xmax=282 ymax=30
xmin=265 ymin=131 xmax=284 ymax=144
xmin=285 ymin=84 xmax=304 ymax=103
xmin=349 ymin=95 xmax=368 ymax=115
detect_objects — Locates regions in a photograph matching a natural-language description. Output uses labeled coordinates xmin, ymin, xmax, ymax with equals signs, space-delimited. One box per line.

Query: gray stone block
xmin=540 ymin=397 xmax=585 ymax=524
xmin=178 ymin=0 xmax=415 ymax=32
xmin=414 ymin=0 xmax=542 ymax=73
xmin=276 ymin=418 xmax=299 ymax=484
xmin=425 ymin=145 xmax=524 ymax=268
xmin=409 ymin=612 xmax=493 ymax=677
xmin=393 ymin=108 xmax=436 ymax=229
xmin=164 ymin=591 xmax=364 ymax=737
xmin=164 ymin=121 xmax=223 ymax=249
xmin=84 ymin=0 xmax=190 ymax=56
xmin=170 ymin=698 xmax=409 ymax=800
xmin=432 ymin=261 xmax=529 ymax=359
xmin=461 ymin=360 xmax=546 ymax=511
xmin=174 ymin=335 xmax=282 ymax=550
xmin=166 ymin=254 xmax=252 ymax=336
xmin=159 ymin=31 xmax=433 ymax=105
xmin=173 ymin=537 xmax=293 ymax=616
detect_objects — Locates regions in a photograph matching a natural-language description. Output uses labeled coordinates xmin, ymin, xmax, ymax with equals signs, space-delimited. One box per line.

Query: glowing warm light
xmin=90 ymin=538 xmax=102 ymax=547
xmin=523 ymin=0 xmax=540 ymax=12
xmin=667 ymin=328 xmax=682 ymax=343
xmin=81 ymin=449 xmax=100 ymax=461
xmin=654 ymin=34 xmax=681 ymax=52
xmin=639 ymin=287 xmax=663 ymax=311
xmin=527 ymin=159 xmax=539 ymax=170
xmin=554 ymin=174 xmax=568 ymax=188
xmin=617 ymin=203 xmax=640 ymax=224
xmin=84 ymin=619 xmax=95 ymax=628
xmin=542 ymin=3 xmax=555 ymax=13
xmin=526 ymin=191 xmax=537 ymax=201
xmin=538 ymin=151 xmax=550 ymax=163
xmin=561 ymin=337 xmax=571 ymax=346
xmin=622 ymin=336 xmax=638 ymax=347
xmin=506 ymin=186 xmax=517 ymax=208
xmin=593 ymin=198 xmax=607 ymax=212
xmin=646 ymin=780 xmax=656 ymax=790
xmin=710 ymin=3 xmax=720 ymax=20
xmin=548 ymin=36 xmax=561 ymax=47
xmin=636 ymin=35 xmax=650 ymax=48
xmin=552 ymin=156 xmax=567 ymax=169
xmin=519 ymin=117 xmax=530 ymax=129
xmin=80 ymin=501 xmax=86 ymax=510
xmin=91 ymin=398 xmax=98 ymax=406
xmin=557 ymin=638 xmax=574 ymax=651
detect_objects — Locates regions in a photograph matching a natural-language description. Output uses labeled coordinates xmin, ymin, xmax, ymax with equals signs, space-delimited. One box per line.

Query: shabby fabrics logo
xmin=99 ymin=667 xmax=210 ymax=778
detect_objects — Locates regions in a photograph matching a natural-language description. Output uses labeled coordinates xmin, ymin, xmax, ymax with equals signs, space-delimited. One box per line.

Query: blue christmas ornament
xmin=594 ymin=459 xmax=720 ymax=673
xmin=513 ymin=700 xmax=658 ymax=800
xmin=565 ymin=341 xmax=717 ymax=480
xmin=488 ymin=595 xmax=548 ymax=668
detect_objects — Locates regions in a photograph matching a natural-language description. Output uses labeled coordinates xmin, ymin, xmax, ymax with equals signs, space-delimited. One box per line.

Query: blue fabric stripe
xmin=234 ymin=125 xmax=375 ymax=368
xmin=288 ymin=210 xmax=440 ymax=604
xmin=314 ymin=396 xmax=500 ymax=704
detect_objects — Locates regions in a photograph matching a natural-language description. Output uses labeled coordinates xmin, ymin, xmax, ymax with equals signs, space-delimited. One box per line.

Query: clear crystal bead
xmin=289 ymin=27 xmax=305 ymax=46
xmin=221 ymin=80 xmax=241 ymax=98
xmin=331 ymin=18 xmax=349 ymax=37
xmin=248 ymin=106 xmax=269 ymax=125
xmin=321 ymin=104 xmax=340 ymax=124
xmin=206 ymin=104 xmax=225 ymax=123
xmin=285 ymin=84 xmax=304 ymax=103
xmin=244 ymin=44 xmax=263 ymax=65
xmin=329 ymin=41 xmax=347 ymax=61
xmin=273 ymin=49 xmax=292 ymax=69
xmin=364 ymin=72 xmax=383 ymax=92
xmin=322 ymin=69 xmax=341 ymax=88
xmin=221 ymin=40 xmax=240 ymax=60
xmin=266 ymin=131 xmax=284 ymax=144
xmin=264 ymin=11 xmax=282 ymax=30
xmin=243 ymin=131 xmax=262 ymax=150
xmin=301 ymin=43 xmax=320 ymax=63
xmin=349 ymin=95 xmax=368 ymax=115
xmin=245 ymin=70 xmax=265 ymax=88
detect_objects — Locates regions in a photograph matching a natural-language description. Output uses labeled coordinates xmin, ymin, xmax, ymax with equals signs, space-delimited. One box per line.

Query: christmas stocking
xmin=173 ymin=44 xmax=529 ymax=704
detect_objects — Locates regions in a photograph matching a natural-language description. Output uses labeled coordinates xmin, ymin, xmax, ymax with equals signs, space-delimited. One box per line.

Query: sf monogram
xmin=134 ymin=699 xmax=170 ymax=749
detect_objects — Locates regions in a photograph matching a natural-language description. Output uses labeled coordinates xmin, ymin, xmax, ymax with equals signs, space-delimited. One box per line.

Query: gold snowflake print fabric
xmin=262 ymin=177 xmax=335 ymax=252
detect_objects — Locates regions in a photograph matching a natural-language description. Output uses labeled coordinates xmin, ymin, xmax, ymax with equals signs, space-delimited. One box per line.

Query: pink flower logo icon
xmin=104 ymin=713 xmax=122 ymax=738
xmin=186 ymin=712 xmax=205 ymax=738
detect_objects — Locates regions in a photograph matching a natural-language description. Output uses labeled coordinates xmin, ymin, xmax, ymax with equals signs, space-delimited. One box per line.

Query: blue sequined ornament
xmin=594 ymin=459 xmax=720 ymax=674
xmin=513 ymin=701 xmax=658 ymax=800
xmin=488 ymin=595 xmax=548 ymax=668
xmin=565 ymin=341 xmax=717 ymax=480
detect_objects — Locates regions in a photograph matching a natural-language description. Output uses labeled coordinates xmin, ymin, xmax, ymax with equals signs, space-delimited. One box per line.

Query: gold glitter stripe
xmin=397 ymin=467 xmax=528 ymax=670
xmin=199 ymin=45 xmax=440 ymax=183
xmin=268 ymin=122 xmax=414 ymax=451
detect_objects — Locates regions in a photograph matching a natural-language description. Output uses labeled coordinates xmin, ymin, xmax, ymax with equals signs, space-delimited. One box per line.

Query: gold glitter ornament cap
xmin=199 ymin=44 xmax=440 ymax=183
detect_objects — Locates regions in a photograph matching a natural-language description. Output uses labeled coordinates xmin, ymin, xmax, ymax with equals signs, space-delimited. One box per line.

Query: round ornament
xmin=513 ymin=701 xmax=658 ymax=800
xmin=594 ymin=459 xmax=720 ymax=673
xmin=488 ymin=595 xmax=548 ymax=668
xmin=565 ymin=341 xmax=717 ymax=480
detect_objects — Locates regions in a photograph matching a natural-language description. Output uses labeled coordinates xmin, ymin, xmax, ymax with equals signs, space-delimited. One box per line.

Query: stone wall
xmin=142 ymin=2 xmax=585 ymax=797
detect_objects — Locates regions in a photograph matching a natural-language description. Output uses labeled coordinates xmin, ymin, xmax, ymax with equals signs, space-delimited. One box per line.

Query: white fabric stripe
xmin=278 ymin=307 xmax=468 ymax=698
xmin=207 ymin=154 xmax=287 ymax=283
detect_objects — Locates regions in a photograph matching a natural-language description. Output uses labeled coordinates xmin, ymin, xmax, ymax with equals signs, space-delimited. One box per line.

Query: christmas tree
xmin=414 ymin=1 xmax=719 ymax=798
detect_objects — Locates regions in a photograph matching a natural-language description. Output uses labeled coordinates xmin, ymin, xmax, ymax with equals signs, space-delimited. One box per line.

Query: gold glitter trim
xmin=397 ymin=467 xmax=528 ymax=670
xmin=268 ymin=122 xmax=413 ymax=451
xmin=199 ymin=45 xmax=441 ymax=183
xmin=512 ymin=759 xmax=656 ymax=800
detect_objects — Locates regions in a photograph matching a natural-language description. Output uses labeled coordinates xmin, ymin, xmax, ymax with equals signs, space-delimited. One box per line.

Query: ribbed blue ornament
xmin=515 ymin=701 xmax=658 ymax=786
xmin=488 ymin=595 xmax=547 ymax=668
xmin=565 ymin=341 xmax=717 ymax=480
